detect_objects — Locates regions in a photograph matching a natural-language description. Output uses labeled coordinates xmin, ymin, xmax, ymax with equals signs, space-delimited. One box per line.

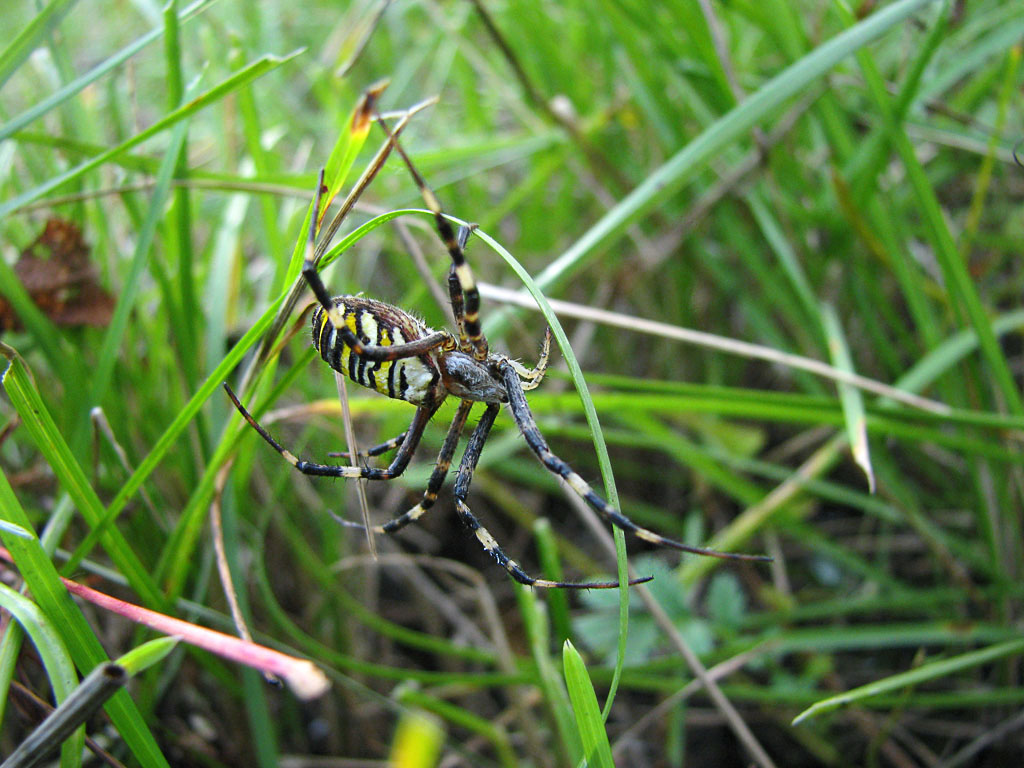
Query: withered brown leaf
xmin=0 ymin=218 xmax=115 ymax=332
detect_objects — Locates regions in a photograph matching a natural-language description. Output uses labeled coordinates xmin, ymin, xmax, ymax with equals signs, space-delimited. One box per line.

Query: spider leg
xmin=498 ymin=362 xmax=771 ymax=563
xmin=335 ymin=400 xmax=475 ymax=535
xmin=224 ymin=382 xmax=438 ymax=480
xmin=452 ymin=404 xmax=652 ymax=589
xmin=446 ymin=223 xmax=475 ymax=346
xmin=374 ymin=115 xmax=489 ymax=362
xmin=328 ymin=430 xmax=408 ymax=459
xmin=447 ymin=265 xmax=467 ymax=345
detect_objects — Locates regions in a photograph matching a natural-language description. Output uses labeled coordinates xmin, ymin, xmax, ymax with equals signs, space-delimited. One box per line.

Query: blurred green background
xmin=2 ymin=0 xmax=1023 ymax=766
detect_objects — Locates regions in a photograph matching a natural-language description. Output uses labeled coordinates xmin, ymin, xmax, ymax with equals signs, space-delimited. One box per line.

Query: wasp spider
xmin=225 ymin=110 xmax=768 ymax=589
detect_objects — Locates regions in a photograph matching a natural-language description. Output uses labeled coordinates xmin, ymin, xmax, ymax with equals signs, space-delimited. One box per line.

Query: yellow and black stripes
xmin=310 ymin=296 xmax=453 ymax=406
xmin=224 ymin=382 xmax=437 ymax=482
xmin=498 ymin=362 xmax=772 ymax=563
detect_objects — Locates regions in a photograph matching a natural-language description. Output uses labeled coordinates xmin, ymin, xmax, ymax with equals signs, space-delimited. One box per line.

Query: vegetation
xmin=2 ymin=0 xmax=1022 ymax=765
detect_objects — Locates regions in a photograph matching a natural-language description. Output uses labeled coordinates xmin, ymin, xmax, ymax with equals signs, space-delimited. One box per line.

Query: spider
xmin=224 ymin=111 xmax=769 ymax=589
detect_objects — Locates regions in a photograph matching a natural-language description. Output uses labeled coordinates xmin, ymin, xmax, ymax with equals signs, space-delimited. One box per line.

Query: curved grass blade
xmin=1 ymin=48 xmax=303 ymax=218
xmin=0 ymin=581 xmax=82 ymax=768
xmin=473 ymin=222 xmax=634 ymax=712
xmin=1 ymin=344 xmax=161 ymax=606
xmin=793 ymin=637 xmax=1024 ymax=724
xmin=0 ymin=0 xmax=214 ymax=143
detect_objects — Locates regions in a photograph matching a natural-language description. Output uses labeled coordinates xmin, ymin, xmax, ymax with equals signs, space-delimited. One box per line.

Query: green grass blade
xmin=63 ymin=292 xmax=284 ymax=576
xmin=793 ymin=637 xmax=1024 ymax=724
xmin=472 ymin=223 xmax=634 ymax=712
xmin=0 ymin=469 xmax=169 ymax=768
xmin=821 ymin=303 xmax=874 ymax=492
xmin=0 ymin=0 xmax=78 ymax=88
xmin=1 ymin=344 xmax=161 ymax=606
xmin=1 ymin=48 xmax=303 ymax=217
xmin=0 ymin=580 xmax=82 ymax=768
xmin=891 ymin=309 xmax=1024 ymax=397
xmin=319 ymin=85 xmax=379 ymax=223
xmin=114 ymin=637 xmax=181 ymax=677
xmin=834 ymin=0 xmax=1023 ymax=415
xmin=0 ymin=0 xmax=215 ymax=143
xmin=516 ymin=585 xmax=582 ymax=764
xmin=82 ymin=116 xmax=190 ymax=448
xmin=562 ymin=640 xmax=615 ymax=768
xmin=517 ymin=0 xmax=940 ymax=301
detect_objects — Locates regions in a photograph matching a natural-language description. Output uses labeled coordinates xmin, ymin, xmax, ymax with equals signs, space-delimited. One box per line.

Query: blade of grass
xmin=834 ymin=0 xmax=1023 ymax=416
xmin=80 ymin=114 xmax=190 ymax=450
xmin=1 ymin=344 xmax=162 ymax=606
xmin=472 ymin=224 xmax=634 ymax=713
xmin=1 ymin=48 xmax=303 ymax=218
xmin=63 ymin=291 xmax=283 ymax=577
xmin=0 ymin=486 xmax=168 ymax=768
xmin=0 ymin=0 xmax=78 ymax=89
xmin=821 ymin=303 xmax=874 ymax=492
xmin=0 ymin=0 xmax=214 ymax=143
xmin=793 ymin=637 xmax=1024 ymax=724
xmin=319 ymin=81 xmax=386 ymax=225
xmin=515 ymin=586 xmax=582 ymax=765
xmin=562 ymin=640 xmax=615 ymax=768
xmin=0 ymin=581 xmax=82 ymax=768
xmin=491 ymin=0 xmax=940 ymax=314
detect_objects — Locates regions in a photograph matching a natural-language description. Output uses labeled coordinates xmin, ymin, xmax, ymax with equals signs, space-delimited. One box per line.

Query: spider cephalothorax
xmin=225 ymin=108 xmax=768 ymax=589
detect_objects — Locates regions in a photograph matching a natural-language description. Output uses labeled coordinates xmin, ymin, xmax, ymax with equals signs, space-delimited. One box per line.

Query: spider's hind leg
xmin=334 ymin=400 xmax=475 ymax=535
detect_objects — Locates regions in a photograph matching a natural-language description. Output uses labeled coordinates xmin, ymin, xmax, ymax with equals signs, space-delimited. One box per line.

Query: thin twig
xmin=335 ymin=370 xmax=375 ymax=556
xmin=477 ymin=282 xmax=951 ymax=414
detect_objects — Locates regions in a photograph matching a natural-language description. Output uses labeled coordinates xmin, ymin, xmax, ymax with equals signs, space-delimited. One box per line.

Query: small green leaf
xmin=388 ymin=711 xmax=444 ymax=768
xmin=115 ymin=637 xmax=181 ymax=677
xmin=706 ymin=572 xmax=747 ymax=628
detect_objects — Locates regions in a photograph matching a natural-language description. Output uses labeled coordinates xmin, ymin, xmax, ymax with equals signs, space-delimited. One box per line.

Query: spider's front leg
xmin=224 ymin=383 xmax=436 ymax=481
xmin=451 ymin=403 xmax=651 ymax=589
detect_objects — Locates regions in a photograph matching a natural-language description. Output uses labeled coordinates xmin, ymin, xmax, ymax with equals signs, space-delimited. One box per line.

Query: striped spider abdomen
xmin=311 ymin=296 xmax=451 ymax=407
